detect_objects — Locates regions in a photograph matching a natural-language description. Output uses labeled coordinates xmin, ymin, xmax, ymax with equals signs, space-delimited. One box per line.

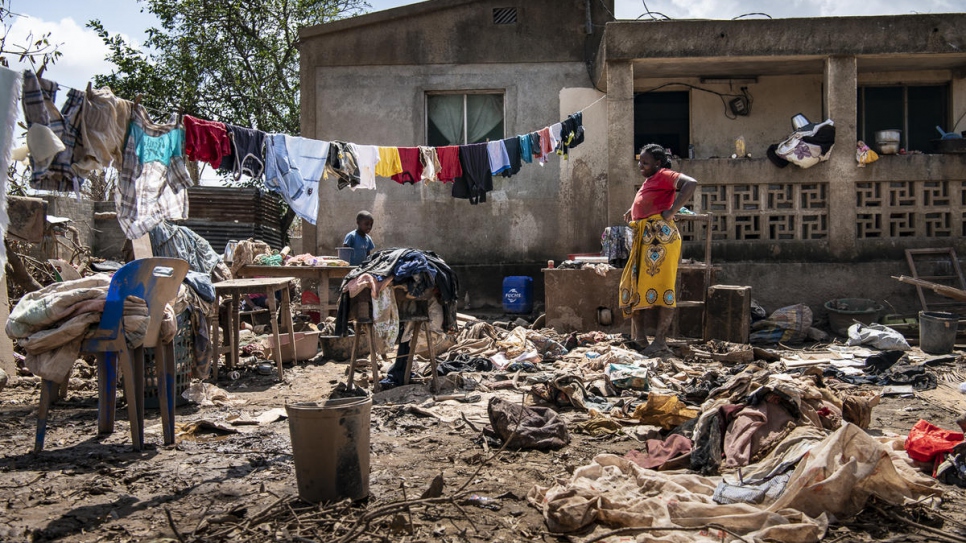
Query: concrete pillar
xmin=299 ymin=46 xmax=319 ymax=256
xmin=607 ymin=61 xmax=635 ymax=224
xmin=824 ymin=55 xmax=858 ymax=259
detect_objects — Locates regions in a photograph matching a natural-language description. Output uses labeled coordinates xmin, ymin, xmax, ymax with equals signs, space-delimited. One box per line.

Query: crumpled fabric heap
xmin=485 ymin=397 xmax=569 ymax=450
xmin=6 ymin=275 xmax=176 ymax=383
xmin=529 ymin=424 xmax=938 ymax=542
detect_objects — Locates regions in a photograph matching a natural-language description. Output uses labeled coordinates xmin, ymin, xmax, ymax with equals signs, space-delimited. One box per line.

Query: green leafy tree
xmin=0 ymin=0 xmax=61 ymax=71
xmin=90 ymin=0 xmax=368 ymax=135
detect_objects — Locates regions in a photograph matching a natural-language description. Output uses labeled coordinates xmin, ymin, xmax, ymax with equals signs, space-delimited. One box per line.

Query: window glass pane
xmin=466 ymin=93 xmax=504 ymax=144
xmin=428 ymin=94 xmax=465 ymax=146
xmin=634 ymin=91 xmax=690 ymax=158
xmin=908 ymin=85 xmax=948 ymax=153
xmin=862 ymin=86 xmax=904 ymax=147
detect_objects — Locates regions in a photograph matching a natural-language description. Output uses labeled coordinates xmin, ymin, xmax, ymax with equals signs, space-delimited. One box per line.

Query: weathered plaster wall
xmin=715 ymin=261 xmax=925 ymax=318
xmin=310 ymin=62 xmax=606 ymax=264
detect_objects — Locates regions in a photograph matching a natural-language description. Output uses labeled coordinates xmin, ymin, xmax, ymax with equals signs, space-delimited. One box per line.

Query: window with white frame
xmin=427 ymin=92 xmax=505 ymax=146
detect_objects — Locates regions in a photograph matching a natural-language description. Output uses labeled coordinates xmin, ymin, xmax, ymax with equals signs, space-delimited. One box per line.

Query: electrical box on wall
xmin=729 ymin=95 xmax=750 ymax=116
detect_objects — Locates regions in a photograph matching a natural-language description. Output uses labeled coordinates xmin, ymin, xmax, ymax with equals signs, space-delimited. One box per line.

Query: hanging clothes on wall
xmin=453 ymin=142 xmax=492 ymax=205
xmin=487 ymin=140 xmax=511 ymax=176
xmin=21 ymin=71 xmax=84 ymax=192
xmin=183 ymin=115 xmax=232 ymax=169
xmin=435 ymin=145 xmax=462 ymax=183
xmin=221 ymin=124 xmax=266 ymax=180
xmin=501 ymin=136 xmax=522 ymax=178
xmin=557 ymin=111 xmax=585 ymax=159
xmin=350 ymin=143 xmax=379 ymax=190
xmin=418 ymin=146 xmax=441 ymax=182
xmin=376 ymin=146 xmax=402 ymax=178
xmin=263 ymin=134 xmax=329 ymax=224
xmin=518 ymin=133 xmax=533 ymax=164
xmin=325 ymin=141 xmax=361 ymax=189
xmin=391 ymin=147 xmax=422 ymax=185
xmin=72 ymin=86 xmax=134 ymax=178
xmin=116 ymin=107 xmax=193 ymax=239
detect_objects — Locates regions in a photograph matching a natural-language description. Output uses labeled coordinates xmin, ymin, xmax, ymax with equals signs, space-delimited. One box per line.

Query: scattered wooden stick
xmin=460 ymin=411 xmax=480 ymax=432
xmin=164 ymin=507 xmax=186 ymax=543
xmin=871 ymin=504 xmax=966 ymax=543
xmin=579 ymin=524 xmax=752 ymax=543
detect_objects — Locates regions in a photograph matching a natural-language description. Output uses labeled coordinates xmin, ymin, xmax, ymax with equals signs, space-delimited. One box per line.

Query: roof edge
xmin=300 ymin=0 xmax=482 ymax=40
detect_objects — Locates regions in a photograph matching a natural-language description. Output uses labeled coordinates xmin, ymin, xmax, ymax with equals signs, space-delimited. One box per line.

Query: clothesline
xmin=24 ymin=67 xmax=595 ymax=239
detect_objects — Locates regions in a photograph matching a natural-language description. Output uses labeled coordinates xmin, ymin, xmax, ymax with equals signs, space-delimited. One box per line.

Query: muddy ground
xmin=1 ymin=346 xmax=966 ymax=543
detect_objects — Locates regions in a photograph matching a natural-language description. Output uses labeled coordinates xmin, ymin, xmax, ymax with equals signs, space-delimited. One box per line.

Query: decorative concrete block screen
xmin=855 ymin=180 xmax=958 ymax=239
xmin=678 ymin=181 xmax=829 ymax=242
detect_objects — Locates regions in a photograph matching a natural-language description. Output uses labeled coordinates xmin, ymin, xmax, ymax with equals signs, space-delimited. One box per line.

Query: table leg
xmin=319 ymin=270 xmax=329 ymax=319
xmin=282 ymin=285 xmax=296 ymax=364
xmin=346 ymin=323 xmax=360 ymax=390
xmin=266 ymin=288 xmax=284 ymax=380
xmin=403 ymin=321 xmax=422 ymax=385
xmin=211 ymin=295 xmax=221 ymax=381
xmin=230 ymin=293 xmax=240 ymax=371
xmin=425 ymin=326 xmax=439 ymax=393
xmin=367 ymin=325 xmax=380 ymax=392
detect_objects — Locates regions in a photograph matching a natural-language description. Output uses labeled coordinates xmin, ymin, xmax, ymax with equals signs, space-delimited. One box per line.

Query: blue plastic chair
xmin=34 ymin=258 xmax=189 ymax=452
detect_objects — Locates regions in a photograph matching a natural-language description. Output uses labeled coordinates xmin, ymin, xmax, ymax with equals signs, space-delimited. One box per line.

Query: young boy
xmin=343 ymin=211 xmax=375 ymax=266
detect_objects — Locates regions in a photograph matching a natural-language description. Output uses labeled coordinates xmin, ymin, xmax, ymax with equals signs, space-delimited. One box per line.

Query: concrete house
xmin=299 ymin=0 xmax=966 ymax=312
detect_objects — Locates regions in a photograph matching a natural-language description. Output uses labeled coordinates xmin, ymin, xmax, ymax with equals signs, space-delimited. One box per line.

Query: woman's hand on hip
xmin=624 ymin=208 xmax=632 ymax=222
xmin=661 ymin=208 xmax=675 ymax=221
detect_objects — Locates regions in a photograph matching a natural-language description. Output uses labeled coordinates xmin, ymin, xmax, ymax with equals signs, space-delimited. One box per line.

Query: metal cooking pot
xmin=791 ymin=113 xmax=811 ymax=131
xmin=875 ymin=129 xmax=901 ymax=143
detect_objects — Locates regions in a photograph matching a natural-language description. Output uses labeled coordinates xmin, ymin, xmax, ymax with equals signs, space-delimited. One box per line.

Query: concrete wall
xmin=309 ymin=62 xmax=607 ymax=264
xmin=92 ymin=201 xmax=127 ymax=261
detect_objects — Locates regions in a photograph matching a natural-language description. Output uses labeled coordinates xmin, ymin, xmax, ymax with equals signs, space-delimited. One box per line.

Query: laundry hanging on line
xmin=19 ymin=68 xmax=599 ymax=233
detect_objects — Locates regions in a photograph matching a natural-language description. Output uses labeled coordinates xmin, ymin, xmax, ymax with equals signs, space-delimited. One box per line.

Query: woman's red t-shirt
xmin=632 ymin=169 xmax=680 ymax=220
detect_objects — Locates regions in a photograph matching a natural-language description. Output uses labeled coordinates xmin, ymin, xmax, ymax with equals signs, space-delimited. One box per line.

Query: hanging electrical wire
xmin=639 ymin=82 xmax=753 ymax=120
xmin=732 ymin=12 xmax=773 ymax=19
xmin=637 ymin=1 xmax=672 ymax=20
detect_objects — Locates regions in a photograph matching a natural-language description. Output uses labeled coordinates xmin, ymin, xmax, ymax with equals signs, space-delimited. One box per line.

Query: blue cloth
xmin=149 ymin=221 xmax=222 ymax=275
xmin=184 ymin=271 xmax=215 ymax=303
xmin=394 ymin=252 xmax=436 ymax=280
xmin=131 ymin=123 xmax=184 ymax=166
xmin=263 ymin=134 xmax=329 ymax=225
xmin=519 ymin=134 xmax=533 ymax=164
xmin=343 ymin=230 xmax=374 ymax=266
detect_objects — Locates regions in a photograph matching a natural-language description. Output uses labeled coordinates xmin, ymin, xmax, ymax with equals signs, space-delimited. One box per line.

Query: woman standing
xmin=620 ymin=144 xmax=697 ymax=354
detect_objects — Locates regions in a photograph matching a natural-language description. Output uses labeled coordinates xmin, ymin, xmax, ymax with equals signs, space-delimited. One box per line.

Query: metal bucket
xmin=918 ymin=311 xmax=959 ymax=355
xmin=286 ymin=396 xmax=371 ymax=503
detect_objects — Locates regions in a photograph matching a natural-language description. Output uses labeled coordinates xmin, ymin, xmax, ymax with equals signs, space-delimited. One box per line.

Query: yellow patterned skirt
xmin=619 ymin=214 xmax=682 ymax=314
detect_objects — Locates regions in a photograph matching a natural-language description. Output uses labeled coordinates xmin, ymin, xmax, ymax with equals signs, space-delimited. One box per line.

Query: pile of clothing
xmin=528 ymin=362 xmax=940 ymax=543
xmin=5 ymin=275 xmax=177 ymax=383
xmin=334 ymin=248 xmax=460 ymax=356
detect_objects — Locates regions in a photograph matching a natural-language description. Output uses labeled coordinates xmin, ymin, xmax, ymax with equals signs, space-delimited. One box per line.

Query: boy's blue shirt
xmin=343 ymin=230 xmax=374 ymax=266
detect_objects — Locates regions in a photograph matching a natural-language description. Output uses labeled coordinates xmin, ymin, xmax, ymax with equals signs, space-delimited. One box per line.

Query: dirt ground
xmin=1 ymin=341 xmax=966 ymax=543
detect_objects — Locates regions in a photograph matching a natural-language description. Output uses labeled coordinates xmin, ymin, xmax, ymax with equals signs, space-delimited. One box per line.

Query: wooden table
xmin=235 ymin=265 xmax=354 ymax=317
xmin=212 ymin=277 xmax=297 ymax=380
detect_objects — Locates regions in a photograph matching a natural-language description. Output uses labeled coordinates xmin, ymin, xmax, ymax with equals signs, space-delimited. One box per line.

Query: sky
xmin=8 ymin=0 xmax=963 ymax=93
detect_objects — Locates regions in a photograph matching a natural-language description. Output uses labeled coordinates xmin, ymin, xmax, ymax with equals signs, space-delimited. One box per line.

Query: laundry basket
xmin=143 ymin=309 xmax=194 ymax=408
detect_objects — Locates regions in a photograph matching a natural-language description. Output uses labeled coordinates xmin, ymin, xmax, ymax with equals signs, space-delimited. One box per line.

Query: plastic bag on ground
xmin=846 ymin=322 xmax=910 ymax=351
